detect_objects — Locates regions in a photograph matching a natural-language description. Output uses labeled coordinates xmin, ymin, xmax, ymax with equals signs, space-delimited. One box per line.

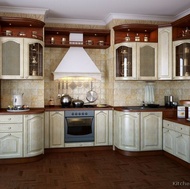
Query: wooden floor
xmin=0 ymin=149 xmax=190 ymax=189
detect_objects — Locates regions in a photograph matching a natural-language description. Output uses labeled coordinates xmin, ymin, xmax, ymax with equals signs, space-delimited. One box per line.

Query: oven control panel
xmin=65 ymin=110 xmax=94 ymax=117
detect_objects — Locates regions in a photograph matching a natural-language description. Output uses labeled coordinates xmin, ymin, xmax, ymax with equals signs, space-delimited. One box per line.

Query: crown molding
xmin=45 ymin=17 xmax=106 ymax=26
xmin=0 ymin=6 xmax=48 ymax=16
xmin=173 ymin=8 xmax=190 ymax=20
xmin=104 ymin=13 xmax=175 ymax=24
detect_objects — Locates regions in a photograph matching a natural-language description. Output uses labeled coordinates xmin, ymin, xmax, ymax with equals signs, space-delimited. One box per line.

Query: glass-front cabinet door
xmin=0 ymin=37 xmax=44 ymax=79
xmin=0 ymin=37 xmax=24 ymax=79
xmin=137 ymin=42 xmax=157 ymax=80
xmin=114 ymin=43 xmax=137 ymax=80
xmin=173 ymin=40 xmax=190 ymax=80
xmin=24 ymin=39 xmax=43 ymax=79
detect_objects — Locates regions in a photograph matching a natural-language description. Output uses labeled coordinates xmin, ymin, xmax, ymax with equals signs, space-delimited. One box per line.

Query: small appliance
xmin=13 ymin=94 xmax=23 ymax=107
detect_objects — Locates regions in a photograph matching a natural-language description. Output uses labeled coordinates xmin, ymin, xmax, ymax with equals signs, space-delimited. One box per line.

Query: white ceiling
xmin=1 ymin=0 xmax=190 ymax=25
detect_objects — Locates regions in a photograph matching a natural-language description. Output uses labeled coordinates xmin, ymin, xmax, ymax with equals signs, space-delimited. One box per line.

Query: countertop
xmin=0 ymin=108 xmax=45 ymax=115
xmin=164 ymin=117 xmax=190 ymax=127
xmin=45 ymin=105 xmax=113 ymax=111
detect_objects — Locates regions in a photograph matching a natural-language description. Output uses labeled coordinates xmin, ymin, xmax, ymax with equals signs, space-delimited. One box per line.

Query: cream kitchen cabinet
xmin=163 ymin=120 xmax=175 ymax=154
xmin=0 ymin=37 xmax=44 ymax=79
xmin=0 ymin=115 xmax=23 ymax=158
xmin=114 ymin=111 xmax=162 ymax=152
xmin=24 ymin=114 xmax=44 ymax=157
xmin=141 ymin=112 xmax=162 ymax=151
xmin=49 ymin=111 xmax=64 ymax=148
xmin=173 ymin=39 xmax=190 ymax=80
xmin=163 ymin=120 xmax=190 ymax=163
xmin=137 ymin=42 xmax=158 ymax=80
xmin=114 ymin=42 xmax=157 ymax=80
xmin=95 ymin=110 xmax=113 ymax=146
xmin=114 ymin=111 xmax=140 ymax=151
xmin=158 ymin=26 xmax=172 ymax=80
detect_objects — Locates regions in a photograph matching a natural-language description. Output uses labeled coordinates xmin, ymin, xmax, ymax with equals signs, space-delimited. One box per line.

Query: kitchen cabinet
xmin=141 ymin=112 xmax=162 ymax=151
xmin=163 ymin=120 xmax=190 ymax=163
xmin=49 ymin=111 xmax=64 ymax=148
xmin=114 ymin=111 xmax=140 ymax=151
xmin=158 ymin=26 xmax=173 ymax=80
xmin=114 ymin=111 xmax=162 ymax=152
xmin=114 ymin=42 xmax=157 ymax=80
xmin=137 ymin=42 xmax=157 ymax=80
xmin=95 ymin=110 xmax=109 ymax=146
xmin=0 ymin=37 xmax=44 ymax=79
xmin=45 ymin=27 xmax=110 ymax=49
xmin=24 ymin=114 xmax=44 ymax=157
xmin=0 ymin=115 xmax=23 ymax=158
xmin=163 ymin=120 xmax=175 ymax=154
xmin=173 ymin=40 xmax=190 ymax=79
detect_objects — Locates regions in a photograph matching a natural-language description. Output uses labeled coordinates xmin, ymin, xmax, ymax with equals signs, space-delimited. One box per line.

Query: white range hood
xmin=53 ymin=33 xmax=101 ymax=80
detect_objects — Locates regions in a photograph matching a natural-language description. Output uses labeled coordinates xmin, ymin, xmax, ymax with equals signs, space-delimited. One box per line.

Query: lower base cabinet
xmin=114 ymin=111 xmax=162 ymax=151
xmin=0 ymin=114 xmax=44 ymax=159
xmin=49 ymin=111 xmax=64 ymax=148
xmin=163 ymin=120 xmax=190 ymax=163
xmin=24 ymin=114 xmax=44 ymax=157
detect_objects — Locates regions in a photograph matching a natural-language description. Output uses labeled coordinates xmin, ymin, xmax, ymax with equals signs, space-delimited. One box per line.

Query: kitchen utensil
xmin=60 ymin=94 xmax=72 ymax=107
xmin=57 ymin=82 xmax=61 ymax=98
xmin=72 ymin=98 xmax=84 ymax=107
xmin=86 ymin=81 xmax=98 ymax=103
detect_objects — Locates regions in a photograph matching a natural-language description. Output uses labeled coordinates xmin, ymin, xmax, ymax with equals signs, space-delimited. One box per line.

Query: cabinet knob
xmin=8 ymin=118 xmax=11 ymax=120
xmin=8 ymin=127 xmax=11 ymax=129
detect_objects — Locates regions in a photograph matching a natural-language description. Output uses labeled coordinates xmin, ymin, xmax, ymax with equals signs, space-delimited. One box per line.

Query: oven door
xmin=65 ymin=116 xmax=94 ymax=142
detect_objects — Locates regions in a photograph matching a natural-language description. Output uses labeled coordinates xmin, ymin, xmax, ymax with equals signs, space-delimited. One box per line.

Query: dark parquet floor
xmin=0 ymin=149 xmax=190 ymax=189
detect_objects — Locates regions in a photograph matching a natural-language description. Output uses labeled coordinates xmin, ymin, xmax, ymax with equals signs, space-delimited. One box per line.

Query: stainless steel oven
xmin=64 ymin=110 xmax=94 ymax=143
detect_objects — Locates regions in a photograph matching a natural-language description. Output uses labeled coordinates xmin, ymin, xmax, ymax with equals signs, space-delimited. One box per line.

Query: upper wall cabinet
xmin=44 ymin=27 xmax=110 ymax=49
xmin=0 ymin=17 xmax=45 ymax=79
xmin=158 ymin=26 xmax=173 ymax=80
xmin=113 ymin=24 xmax=158 ymax=80
xmin=172 ymin=14 xmax=190 ymax=80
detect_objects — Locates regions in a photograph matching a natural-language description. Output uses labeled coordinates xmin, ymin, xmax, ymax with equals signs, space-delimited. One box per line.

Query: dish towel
xmin=144 ymin=83 xmax=154 ymax=104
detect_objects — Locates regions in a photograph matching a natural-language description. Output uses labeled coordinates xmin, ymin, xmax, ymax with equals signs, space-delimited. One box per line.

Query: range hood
xmin=53 ymin=33 xmax=101 ymax=80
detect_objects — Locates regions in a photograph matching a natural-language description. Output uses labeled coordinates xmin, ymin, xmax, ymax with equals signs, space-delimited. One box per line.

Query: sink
xmin=123 ymin=106 xmax=145 ymax=110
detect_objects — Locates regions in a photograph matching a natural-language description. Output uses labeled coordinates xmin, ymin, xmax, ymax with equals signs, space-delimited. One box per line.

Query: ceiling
xmin=1 ymin=0 xmax=190 ymax=25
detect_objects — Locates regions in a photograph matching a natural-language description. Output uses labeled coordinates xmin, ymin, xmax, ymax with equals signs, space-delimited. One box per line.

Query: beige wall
xmin=1 ymin=15 xmax=190 ymax=108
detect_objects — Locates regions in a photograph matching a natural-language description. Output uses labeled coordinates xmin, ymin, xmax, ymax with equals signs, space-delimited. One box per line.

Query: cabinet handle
xmin=8 ymin=127 xmax=11 ymax=129
xmin=8 ymin=118 xmax=11 ymax=120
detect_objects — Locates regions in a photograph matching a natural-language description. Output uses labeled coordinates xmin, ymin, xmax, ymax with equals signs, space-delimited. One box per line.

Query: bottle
xmin=49 ymin=97 xmax=54 ymax=106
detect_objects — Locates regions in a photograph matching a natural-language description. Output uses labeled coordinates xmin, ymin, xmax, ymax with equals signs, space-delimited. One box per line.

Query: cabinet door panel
xmin=0 ymin=132 xmax=22 ymax=158
xmin=175 ymin=132 xmax=190 ymax=162
xmin=95 ymin=110 xmax=108 ymax=146
xmin=163 ymin=128 xmax=175 ymax=154
xmin=141 ymin=112 xmax=162 ymax=151
xmin=50 ymin=112 xmax=64 ymax=148
xmin=1 ymin=37 xmax=24 ymax=79
xmin=24 ymin=114 xmax=44 ymax=157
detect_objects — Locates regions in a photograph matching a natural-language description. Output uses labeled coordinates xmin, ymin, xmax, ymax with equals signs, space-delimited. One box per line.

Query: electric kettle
xmin=13 ymin=94 xmax=23 ymax=107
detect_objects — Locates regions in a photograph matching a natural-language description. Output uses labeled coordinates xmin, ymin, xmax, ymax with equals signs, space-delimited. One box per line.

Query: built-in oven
xmin=64 ymin=110 xmax=94 ymax=143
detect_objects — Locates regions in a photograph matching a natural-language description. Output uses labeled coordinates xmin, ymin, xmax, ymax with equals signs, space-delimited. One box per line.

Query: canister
xmin=177 ymin=106 xmax=185 ymax=118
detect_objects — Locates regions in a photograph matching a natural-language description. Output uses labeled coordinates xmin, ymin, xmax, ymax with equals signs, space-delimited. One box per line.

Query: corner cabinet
xmin=24 ymin=114 xmax=44 ymax=157
xmin=114 ymin=111 xmax=162 ymax=152
xmin=114 ymin=111 xmax=140 ymax=151
xmin=0 ymin=37 xmax=44 ymax=79
xmin=114 ymin=24 xmax=158 ymax=80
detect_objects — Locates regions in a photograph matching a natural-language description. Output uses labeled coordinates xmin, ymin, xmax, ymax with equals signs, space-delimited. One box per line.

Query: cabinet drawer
xmin=0 ymin=124 xmax=23 ymax=132
xmin=0 ymin=115 xmax=23 ymax=123
xmin=163 ymin=120 xmax=175 ymax=130
xmin=175 ymin=123 xmax=190 ymax=135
